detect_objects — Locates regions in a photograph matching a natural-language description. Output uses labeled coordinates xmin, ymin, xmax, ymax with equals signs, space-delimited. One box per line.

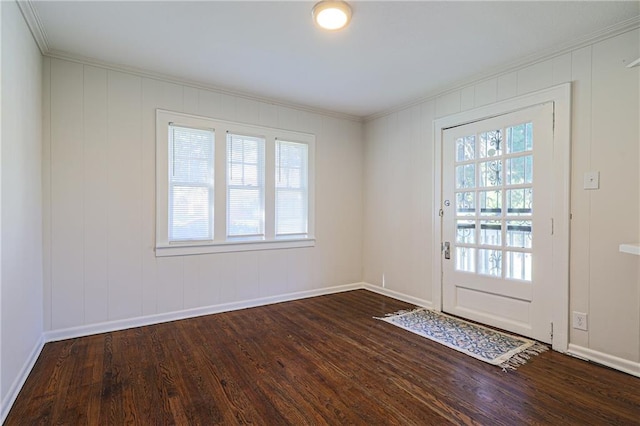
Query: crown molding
xmin=16 ymin=0 xmax=50 ymax=54
xmin=44 ymin=49 xmax=363 ymax=123
xmin=16 ymin=0 xmax=638 ymax=122
xmin=17 ymin=0 xmax=361 ymax=123
xmin=364 ymin=15 xmax=640 ymax=122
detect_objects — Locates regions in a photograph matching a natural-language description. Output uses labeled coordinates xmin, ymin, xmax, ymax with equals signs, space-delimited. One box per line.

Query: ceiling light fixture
xmin=312 ymin=1 xmax=352 ymax=31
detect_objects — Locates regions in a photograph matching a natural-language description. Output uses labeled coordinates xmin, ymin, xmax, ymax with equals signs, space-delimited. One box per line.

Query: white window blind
xmin=227 ymin=133 xmax=265 ymax=238
xmin=275 ymin=140 xmax=309 ymax=236
xmin=168 ymin=125 xmax=214 ymax=241
xmin=157 ymin=110 xmax=315 ymax=256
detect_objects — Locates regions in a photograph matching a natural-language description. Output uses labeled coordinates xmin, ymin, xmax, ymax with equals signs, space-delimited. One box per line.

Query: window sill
xmin=155 ymin=237 xmax=315 ymax=257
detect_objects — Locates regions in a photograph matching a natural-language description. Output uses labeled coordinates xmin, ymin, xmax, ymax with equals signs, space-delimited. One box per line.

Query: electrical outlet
xmin=573 ymin=312 xmax=588 ymax=331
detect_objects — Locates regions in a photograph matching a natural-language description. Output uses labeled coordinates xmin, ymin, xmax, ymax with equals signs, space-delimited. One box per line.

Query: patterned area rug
xmin=378 ymin=308 xmax=548 ymax=370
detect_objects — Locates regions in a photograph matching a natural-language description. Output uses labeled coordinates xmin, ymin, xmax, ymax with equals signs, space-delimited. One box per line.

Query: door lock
xmin=442 ymin=242 xmax=451 ymax=259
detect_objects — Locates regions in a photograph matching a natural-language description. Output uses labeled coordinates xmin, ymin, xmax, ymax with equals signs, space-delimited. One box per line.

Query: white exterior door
xmin=442 ymin=103 xmax=554 ymax=343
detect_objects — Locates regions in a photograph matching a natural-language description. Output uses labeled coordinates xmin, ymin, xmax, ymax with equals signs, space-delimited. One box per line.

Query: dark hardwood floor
xmin=6 ymin=290 xmax=640 ymax=425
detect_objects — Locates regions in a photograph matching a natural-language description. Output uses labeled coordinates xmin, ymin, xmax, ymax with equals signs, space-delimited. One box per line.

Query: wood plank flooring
xmin=6 ymin=290 xmax=640 ymax=425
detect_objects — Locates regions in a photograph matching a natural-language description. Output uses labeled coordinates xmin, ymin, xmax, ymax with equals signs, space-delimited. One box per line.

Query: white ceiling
xmin=31 ymin=1 xmax=639 ymax=118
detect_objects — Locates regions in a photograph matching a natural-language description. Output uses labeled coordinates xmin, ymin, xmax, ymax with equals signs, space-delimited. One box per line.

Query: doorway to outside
xmin=433 ymin=84 xmax=571 ymax=351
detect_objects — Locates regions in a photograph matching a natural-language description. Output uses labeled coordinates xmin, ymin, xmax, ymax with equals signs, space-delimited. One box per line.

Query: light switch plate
xmin=583 ymin=171 xmax=600 ymax=190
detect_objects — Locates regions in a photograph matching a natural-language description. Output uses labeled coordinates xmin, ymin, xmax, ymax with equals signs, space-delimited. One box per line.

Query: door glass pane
xmin=506 ymin=188 xmax=533 ymax=215
xmin=456 ymin=164 xmax=475 ymax=189
xmin=479 ymin=160 xmax=502 ymax=187
xmin=456 ymin=192 xmax=475 ymax=216
xmin=479 ymin=130 xmax=502 ymax=158
xmin=506 ymin=123 xmax=533 ymax=153
xmin=506 ymin=251 xmax=532 ymax=281
xmin=456 ymin=136 xmax=476 ymax=162
xmin=506 ymin=221 xmax=532 ymax=248
xmin=456 ymin=220 xmax=476 ymax=244
xmin=449 ymin=119 xmax=537 ymax=286
xmin=506 ymin=155 xmax=533 ymax=185
xmin=455 ymin=247 xmax=476 ymax=273
xmin=479 ymin=190 xmax=501 ymax=216
xmin=480 ymin=220 xmax=502 ymax=246
xmin=478 ymin=249 xmax=502 ymax=277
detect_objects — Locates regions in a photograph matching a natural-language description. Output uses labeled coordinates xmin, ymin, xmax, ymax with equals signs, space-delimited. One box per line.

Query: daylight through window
xmin=156 ymin=110 xmax=315 ymax=256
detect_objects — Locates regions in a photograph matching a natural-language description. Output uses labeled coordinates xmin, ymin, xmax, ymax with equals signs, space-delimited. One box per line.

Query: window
xmin=168 ymin=125 xmax=214 ymax=242
xmin=156 ymin=110 xmax=315 ymax=256
xmin=227 ymin=134 xmax=265 ymax=239
xmin=276 ymin=140 xmax=309 ymax=237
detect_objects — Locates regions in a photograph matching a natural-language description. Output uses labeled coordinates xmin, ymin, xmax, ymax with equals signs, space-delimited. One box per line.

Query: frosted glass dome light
xmin=313 ymin=1 xmax=352 ymax=31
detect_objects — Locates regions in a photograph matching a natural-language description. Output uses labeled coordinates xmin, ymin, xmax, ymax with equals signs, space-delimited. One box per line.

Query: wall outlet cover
xmin=572 ymin=311 xmax=588 ymax=331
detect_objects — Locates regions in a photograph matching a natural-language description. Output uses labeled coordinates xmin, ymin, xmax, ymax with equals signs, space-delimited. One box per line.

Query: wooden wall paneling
xmin=408 ymin=104 xmax=431 ymax=301
xmin=192 ymin=254 xmax=220 ymax=307
xmin=316 ymin=116 xmax=361 ymax=287
xmin=182 ymin=256 xmax=201 ymax=310
xmin=220 ymin=93 xmax=236 ymax=121
xmin=42 ymin=57 xmax=52 ymax=331
xmin=156 ymin=257 xmax=185 ymax=314
xmin=259 ymin=102 xmax=278 ymax=128
xmin=233 ymin=252 xmax=259 ymax=303
xmin=435 ymin=91 xmax=461 ymax=118
xmin=420 ymin=100 xmax=437 ymax=303
xmin=568 ymin=46 xmax=593 ymax=348
xmin=362 ymin=116 xmax=389 ymax=287
xmin=517 ymin=59 xmax=553 ymax=95
xmin=473 ymin=78 xmax=498 ymax=107
xmin=43 ymin=58 xmax=365 ymax=333
xmin=141 ymin=78 xmax=184 ymax=316
xmin=460 ymin=86 xmax=475 ymax=111
xmin=589 ymin=30 xmax=640 ymax=362
xmin=182 ymin=86 xmax=199 ymax=115
xmin=297 ymin=110 xmax=323 ymax=136
xmin=496 ymin=72 xmax=517 ymax=101
xmin=552 ymin=53 xmax=573 ymax=85
xmin=259 ymin=250 xmax=289 ymax=297
xmin=298 ymin=109 xmax=323 ymax=286
xmin=197 ymin=89 xmax=223 ymax=119
xmin=286 ymin=249 xmax=313 ymax=292
xmin=83 ymin=65 xmax=109 ymax=325
xmin=208 ymin=252 xmax=236 ymax=304
xmin=331 ymin=118 xmax=365 ymax=285
xmin=50 ymin=59 xmax=85 ymax=329
xmin=106 ymin=70 xmax=143 ymax=321
xmin=387 ymin=110 xmax=412 ymax=295
xmin=235 ymin=97 xmax=260 ymax=125
xmin=277 ymin=106 xmax=299 ymax=131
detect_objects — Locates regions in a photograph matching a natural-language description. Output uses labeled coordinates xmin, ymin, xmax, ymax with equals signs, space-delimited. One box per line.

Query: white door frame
xmin=432 ymin=83 xmax=571 ymax=352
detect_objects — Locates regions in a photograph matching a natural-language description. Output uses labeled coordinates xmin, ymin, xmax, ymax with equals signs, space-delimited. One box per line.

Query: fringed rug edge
xmin=375 ymin=308 xmax=549 ymax=371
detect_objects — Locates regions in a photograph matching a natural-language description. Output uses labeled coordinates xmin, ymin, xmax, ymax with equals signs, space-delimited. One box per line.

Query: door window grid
xmin=453 ymin=123 xmax=534 ymax=281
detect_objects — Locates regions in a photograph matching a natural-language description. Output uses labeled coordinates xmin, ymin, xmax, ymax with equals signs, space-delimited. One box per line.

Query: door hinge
xmin=550 ymin=322 xmax=554 ymax=341
xmin=439 ymin=209 xmax=444 ymax=217
xmin=551 ymin=218 xmax=554 ymax=235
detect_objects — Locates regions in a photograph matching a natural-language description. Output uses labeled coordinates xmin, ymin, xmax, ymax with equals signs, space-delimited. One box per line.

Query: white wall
xmin=363 ymin=29 xmax=640 ymax=365
xmin=42 ymin=58 xmax=364 ymax=332
xmin=1 ymin=0 xmax=44 ymax=417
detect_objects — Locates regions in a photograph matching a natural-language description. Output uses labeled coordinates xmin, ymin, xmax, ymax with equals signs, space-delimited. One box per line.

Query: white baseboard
xmin=13 ymin=284 xmax=639 ymax=423
xmin=44 ymin=282 xmax=364 ymax=343
xmin=567 ymin=344 xmax=640 ymax=378
xmin=362 ymin=283 xmax=434 ymax=309
xmin=1 ymin=335 xmax=45 ymax=424
xmin=44 ymin=282 xmax=435 ymax=343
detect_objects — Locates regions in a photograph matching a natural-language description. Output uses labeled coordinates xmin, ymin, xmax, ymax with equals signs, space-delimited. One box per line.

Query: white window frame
xmin=156 ymin=110 xmax=316 ymax=256
xmin=226 ymin=133 xmax=266 ymax=240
